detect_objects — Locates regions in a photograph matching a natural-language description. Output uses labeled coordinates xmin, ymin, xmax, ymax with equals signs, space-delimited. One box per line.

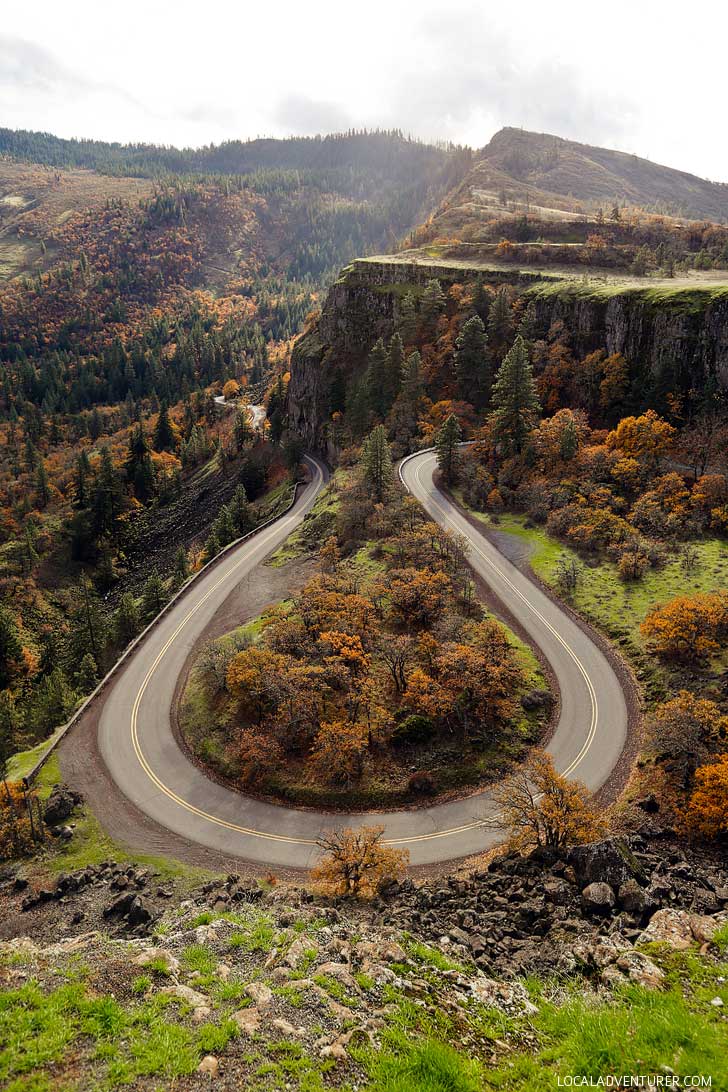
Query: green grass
xmin=227 ymin=912 xmax=278 ymax=954
xmin=363 ymin=1035 xmax=483 ymax=1092
xmin=7 ymin=740 xmax=64 ymax=788
xmin=474 ymin=508 xmax=728 ymax=648
xmin=269 ymin=476 xmax=342 ymax=566
xmin=0 ymin=979 xmax=240 ymax=1087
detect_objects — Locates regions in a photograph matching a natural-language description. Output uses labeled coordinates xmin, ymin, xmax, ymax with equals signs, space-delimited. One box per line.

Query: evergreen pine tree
xmin=454 ymin=314 xmax=490 ymax=406
xmin=125 ymin=423 xmax=156 ymax=502
xmin=202 ymin=530 xmax=220 ymax=564
xmin=487 ymin=287 xmax=513 ymax=354
xmin=115 ymin=593 xmax=141 ymax=644
xmin=0 ymin=607 xmax=22 ymax=690
xmin=76 ymin=653 xmax=98 ymax=692
xmin=91 ymin=447 xmax=125 ymax=544
xmin=141 ymin=570 xmax=165 ymax=620
xmin=234 ymin=408 xmax=252 ymax=452
xmin=213 ymin=505 xmax=236 ymax=548
xmin=153 ymin=401 xmax=176 ymax=452
xmin=172 ymin=546 xmax=190 ymax=588
xmin=386 ymin=333 xmax=405 ymax=408
xmin=36 ymin=460 xmax=50 ymax=507
xmin=435 ymin=413 xmax=462 ymax=485
xmin=489 ymin=336 xmax=542 ymax=454
xmin=360 ymin=424 xmax=393 ymax=502
xmin=230 ymin=485 xmax=252 ymax=534
xmin=387 ymin=351 xmax=425 ymax=453
xmin=74 ymin=450 xmax=91 ymax=509
xmin=346 ymin=378 xmax=371 ymax=440
xmin=398 ymin=291 xmax=418 ymax=342
xmin=420 ymin=279 xmax=445 ymax=334
xmin=365 ymin=338 xmax=389 ymax=420
xmin=471 ymin=277 xmax=491 ymax=324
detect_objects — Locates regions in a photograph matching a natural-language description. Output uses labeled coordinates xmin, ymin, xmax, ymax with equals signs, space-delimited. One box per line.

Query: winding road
xmin=88 ymin=450 xmax=629 ymax=869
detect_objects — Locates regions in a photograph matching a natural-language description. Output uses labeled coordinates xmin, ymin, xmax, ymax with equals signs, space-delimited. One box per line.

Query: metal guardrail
xmin=23 ymin=472 xmax=308 ymax=786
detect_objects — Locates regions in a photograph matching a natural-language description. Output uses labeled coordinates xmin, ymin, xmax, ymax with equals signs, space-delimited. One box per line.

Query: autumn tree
xmin=489 ymin=335 xmax=541 ymax=454
xmin=454 ymin=314 xmax=490 ymax=406
xmin=222 ymin=378 xmax=241 ymax=401
xmin=360 ymin=424 xmax=393 ymax=502
xmin=311 ymin=825 xmax=409 ymax=898
xmin=641 ymin=592 xmax=728 ymax=661
xmin=235 ymin=729 xmax=282 ymax=788
xmin=308 ymin=719 xmax=370 ymax=786
xmin=435 ymin=413 xmax=462 ymax=486
xmin=685 ymin=753 xmax=728 ymax=840
xmin=605 ymin=409 xmax=675 ymax=470
xmin=493 ymin=749 xmax=605 ymax=851
xmin=646 ymin=691 xmax=727 ymax=773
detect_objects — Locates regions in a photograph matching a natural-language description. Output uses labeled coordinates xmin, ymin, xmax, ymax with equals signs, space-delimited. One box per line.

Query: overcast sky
xmin=1 ymin=0 xmax=726 ymax=180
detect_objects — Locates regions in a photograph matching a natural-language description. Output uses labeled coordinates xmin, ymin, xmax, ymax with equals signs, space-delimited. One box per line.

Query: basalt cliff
xmin=287 ymin=255 xmax=728 ymax=452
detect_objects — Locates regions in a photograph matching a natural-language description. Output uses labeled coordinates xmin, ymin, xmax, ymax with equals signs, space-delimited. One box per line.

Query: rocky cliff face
xmin=527 ymin=285 xmax=728 ymax=400
xmin=287 ymin=258 xmax=728 ymax=451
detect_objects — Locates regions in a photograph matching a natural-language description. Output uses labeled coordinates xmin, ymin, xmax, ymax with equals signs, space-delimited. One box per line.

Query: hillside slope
xmin=427 ymin=127 xmax=728 ymax=240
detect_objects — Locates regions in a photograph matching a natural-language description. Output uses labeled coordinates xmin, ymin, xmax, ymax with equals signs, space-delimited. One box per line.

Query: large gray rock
xmin=43 ymin=784 xmax=83 ymax=826
xmin=569 ymin=838 xmax=647 ymax=890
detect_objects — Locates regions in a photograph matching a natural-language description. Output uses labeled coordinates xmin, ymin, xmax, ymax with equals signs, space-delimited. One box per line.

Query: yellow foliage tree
xmin=222 ymin=378 xmax=241 ymax=401
xmin=311 ymin=825 xmax=409 ymax=898
xmin=493 ymin=750 xmax=605 ymax=851
xmin=0 ymin=781 xmax=41 ymax=861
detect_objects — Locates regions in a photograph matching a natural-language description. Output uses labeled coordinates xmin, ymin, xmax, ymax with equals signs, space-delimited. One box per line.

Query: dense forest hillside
xmin=0 ymin=130 xmax=469 ymax=761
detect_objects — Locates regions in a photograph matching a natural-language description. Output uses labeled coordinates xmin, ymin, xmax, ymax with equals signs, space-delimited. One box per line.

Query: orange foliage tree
xmin=311 ymin=825 xmax=409 ymax=898
xmin=685 ymin=753 xmax=728 ymax=839
xmin=640 ymin=592 xmax=728 ymax=661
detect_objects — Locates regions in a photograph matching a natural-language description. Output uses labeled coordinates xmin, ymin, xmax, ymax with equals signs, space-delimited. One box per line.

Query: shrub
xmin=641 ymin=592 xmax=728 ymax=661
xmin=407 ymin=771 xmax=437 ymax=796
xmin=685 ymin=753 xmax=728 ymax=839
xmin=391 ymin=714 xmax=436 ymax=748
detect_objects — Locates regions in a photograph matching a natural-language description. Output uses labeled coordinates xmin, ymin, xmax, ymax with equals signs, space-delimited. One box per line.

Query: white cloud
xmin=0 ymin=1 xmax=726 ymax=180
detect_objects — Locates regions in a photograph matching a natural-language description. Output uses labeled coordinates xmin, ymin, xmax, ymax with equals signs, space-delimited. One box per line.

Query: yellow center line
xmin=127 ymin=454 xmax=599 ymax=852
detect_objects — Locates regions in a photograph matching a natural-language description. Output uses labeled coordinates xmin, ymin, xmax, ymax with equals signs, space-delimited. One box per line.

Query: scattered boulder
xmin=638 ymin=909 xmax=721 ymax=950
xmin=470 ymin=977 xmax=538 ymax=1015
xmin=103 ymin=893 xmax=152 ymax=927
xmin=245 ymin=982 xmax=273 ymax=1010
xmin=132 ymin=947 xmax=180 ymax=974
xmin=617 ymin=879 xmax=646 ymax=917
xmin=43 ymin=784 xmax=83 ymax=826
xmin=161 ymin=983 xmax=208 ymax=1008
xmin=232 ymin=1007 xmax=261 ymax=1036
xmin=520 ymin=688 xmax=551 ymax=711
xmin=581 ymin=882 xmax=616 ymax=916
xmin=197 ymin=1055 xmax=219 ymax=1077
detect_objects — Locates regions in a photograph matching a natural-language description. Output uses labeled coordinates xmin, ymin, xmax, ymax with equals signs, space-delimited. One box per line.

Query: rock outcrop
xmin=286 ymin=256 xmax=728 ymax=452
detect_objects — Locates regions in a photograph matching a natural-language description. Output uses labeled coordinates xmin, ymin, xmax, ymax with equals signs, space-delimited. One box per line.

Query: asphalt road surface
xmin=95 ymin=450 xmax=628 ymax=868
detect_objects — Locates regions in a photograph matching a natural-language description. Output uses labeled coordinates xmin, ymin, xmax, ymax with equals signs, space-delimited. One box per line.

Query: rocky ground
xmin=2 ymin=817 xmax=727 ymax=1089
